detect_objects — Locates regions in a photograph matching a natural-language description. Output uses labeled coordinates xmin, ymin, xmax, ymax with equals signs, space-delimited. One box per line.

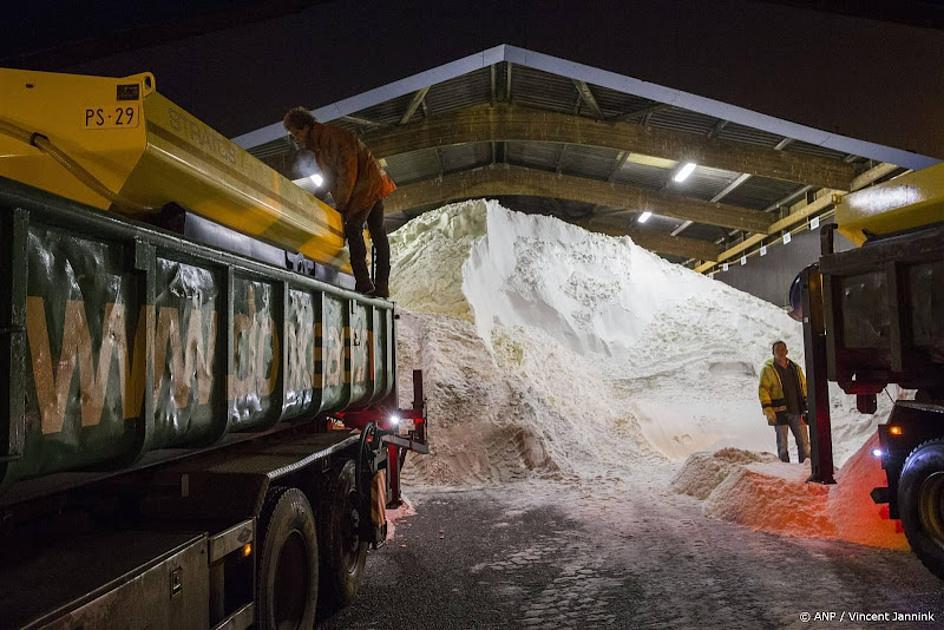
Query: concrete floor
xmin=319 ymin=479 xmax=944 ymax=630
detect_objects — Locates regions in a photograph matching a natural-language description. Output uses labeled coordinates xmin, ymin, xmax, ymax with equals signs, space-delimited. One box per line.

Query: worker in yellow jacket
xmin=758 ymin=340 xmax=811 ymax=463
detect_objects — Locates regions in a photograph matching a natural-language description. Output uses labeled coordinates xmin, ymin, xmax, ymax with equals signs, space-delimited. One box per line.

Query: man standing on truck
xmin=758 ymin=340 xmax=811 ymax=463
xmin=283 ymin=107 xmax=396 ymax=298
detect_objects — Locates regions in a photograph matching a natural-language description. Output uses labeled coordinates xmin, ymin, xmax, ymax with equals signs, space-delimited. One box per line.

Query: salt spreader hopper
xmin=0 ymin=67 xmax=348 ymax=271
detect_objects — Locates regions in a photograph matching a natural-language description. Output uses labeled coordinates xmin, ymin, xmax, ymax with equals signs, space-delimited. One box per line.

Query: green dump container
xmin=0 ymin=177 xmax=395 ymax=491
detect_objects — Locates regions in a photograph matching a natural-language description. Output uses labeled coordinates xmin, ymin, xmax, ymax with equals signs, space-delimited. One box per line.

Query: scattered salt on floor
xmin=672 ymin=448 xmax=779 ymax=500
xmin=702 ymin=461 xmax=834 ymax=537
xmin=673 ymin=435 xmax=908 ymax=549
xmin=385 ymin=496 xmax=417 ymax=541
xmin=829 ymin=434 xmax=908 ymax=549
xmin=388 ymin=198 xmax=900 ymax=548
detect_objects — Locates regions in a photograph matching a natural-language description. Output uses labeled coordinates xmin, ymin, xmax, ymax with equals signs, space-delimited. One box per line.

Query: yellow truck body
xmin=837 ymin=162 xmax=944 ymax=245
xmin=0 ymin=67 xmax=348 ymax=269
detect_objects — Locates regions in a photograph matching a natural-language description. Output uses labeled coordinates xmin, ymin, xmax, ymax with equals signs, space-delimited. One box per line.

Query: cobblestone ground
xmin=319 ymin=474 xmax=944 ymax=630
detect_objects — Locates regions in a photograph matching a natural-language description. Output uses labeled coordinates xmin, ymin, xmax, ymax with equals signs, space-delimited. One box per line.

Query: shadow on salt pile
xmin=401 ymin=424 xmax=562 ymax=487
xmin=673 ymin=437 xmax=908 ymax=550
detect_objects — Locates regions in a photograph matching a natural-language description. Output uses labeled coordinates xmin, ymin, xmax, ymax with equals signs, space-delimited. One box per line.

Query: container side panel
xmin=152 ymin=257 xmax=223 ymax=448
xmin=349 ymin=303 xmax=369 ymax=405
xmin=0 ymin=178 xmax=400 ymax=490
xmin=284 ymin=288 xmax=318 ymax=418
xmin=385 ymin=309 xmax=395 ymax=400
xmin=368 ymin=307 xmax=384 ymax=403
xmin=840 ymin=272 xmax=890 ymax=351
xmin=21 ymin=225 xmax=140 ymax=477
xmin=229 ymin=276 xmax=280 ymax=431
xmin=0 ymin=208 xmax=29 ymax=491
xmin=910 ymin=261 xmax=944 ymax=359
xmin=318 ymin=295 xmax=347 ymax=412
xmin=382 ymin=308 xmax=394 ymax=399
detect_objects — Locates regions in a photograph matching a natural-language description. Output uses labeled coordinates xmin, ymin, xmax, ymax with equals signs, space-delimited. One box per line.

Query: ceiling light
xmin=637 ymin=211 xmax=652 ymax=223
xmin=673 ymin=162 xmax=697 ymax=183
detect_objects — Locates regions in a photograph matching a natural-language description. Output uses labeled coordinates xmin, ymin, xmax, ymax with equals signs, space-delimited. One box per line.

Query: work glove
xmin=764 ymin=407 xmax=777 ymax=426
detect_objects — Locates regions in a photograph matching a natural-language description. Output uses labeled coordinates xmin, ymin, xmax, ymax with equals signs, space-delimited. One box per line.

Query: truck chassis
xmin=801 ymin=220 xmax=944 ymax=579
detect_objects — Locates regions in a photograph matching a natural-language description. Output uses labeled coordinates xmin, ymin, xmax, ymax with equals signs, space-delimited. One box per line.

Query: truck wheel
xmin=321 ymin=460 xmax=368 ymax=609
xmin=257 ymin=486 xmax=319 ymax=629
xmin=899 ymin=439 xmax=944 ymax=580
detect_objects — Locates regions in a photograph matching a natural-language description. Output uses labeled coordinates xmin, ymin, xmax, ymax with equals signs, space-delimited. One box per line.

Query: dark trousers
xmin=775 ymin=413 xmax=811 ymax=463
xmin=344 ymin=199 xmax=389 ymax=294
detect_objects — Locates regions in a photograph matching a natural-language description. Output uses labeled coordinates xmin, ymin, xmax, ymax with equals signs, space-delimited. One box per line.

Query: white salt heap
xmin=389 ymin=198 xmax=903 ymax=549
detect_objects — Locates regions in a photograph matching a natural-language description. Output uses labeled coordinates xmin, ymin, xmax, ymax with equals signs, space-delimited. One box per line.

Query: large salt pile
xmin=391 ymin=202 xmax=660 ymax=484
xmin=389 ymin=200 xmax=871 ymax=481
xmin=389 ymin=197 xmax=901 ymax=548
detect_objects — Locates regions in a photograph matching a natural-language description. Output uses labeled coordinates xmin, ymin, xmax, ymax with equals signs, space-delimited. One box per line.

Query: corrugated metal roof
xmin=348 ymin=92 xmax=417 ymax=126
xmin=716 ymin=122 xmax=784 ymax=148
xmin=384 ymin=149 xmax=441 ymax=185
xmin=784 ymin=140 xmax=849 ymax=161
xmin=647 ymin=106 xmax=719 ymax=136
xmin=682 ymin=222 xmax=728 ymax=242
xmin=440 ymin=142 xmax=492 ymax=173
xmin=241 ymin=60 xmax=881 ymax=264
xmin=424 ymin=67 xmax=492 ymax=117
xmin=511 ymin=64 xmax=581 ymax=114
xmin=559 ymin=144 xmax=621 ymax=180
xmin=589 ymin=83 xmax=660 ymax=119
xmin=596 ymin=210 xmax=680 ymax=230
xmin=718 ymin=175 xmax=805 ymax=210
xmin=611 ymin=161 xmax=670 ymax=190
xmin=507 ymin=141 xmax=561 ymax=171
xmin=248 ymin=136 xmax=291 ymax=159
xmin=663 ymin=165 xmax=743 ymax=201
xmin=328 ymin=118 xmax=363 ymax=134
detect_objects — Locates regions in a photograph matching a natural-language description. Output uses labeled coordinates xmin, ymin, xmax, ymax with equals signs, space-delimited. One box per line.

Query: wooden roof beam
xmin=384 ymin=173 xmax=720 ymax=261
xmin=363 ymin=106 xmax=856 ymax=190
xmin=385 ymin=164 xmax=773 ymax=233
xmin=577 ymin=219 xmax=721 ymax=261
xmin=694 ymin=162 xmax=900 ymax=273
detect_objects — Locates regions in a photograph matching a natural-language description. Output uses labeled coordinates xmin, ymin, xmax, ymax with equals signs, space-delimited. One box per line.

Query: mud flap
xmin=371 ymin=470 xmax=388 ymax=547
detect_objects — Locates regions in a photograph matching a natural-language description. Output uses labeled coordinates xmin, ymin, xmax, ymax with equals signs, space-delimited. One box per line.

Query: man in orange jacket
xmin=283 ymin=107 xmax=395 ymax=297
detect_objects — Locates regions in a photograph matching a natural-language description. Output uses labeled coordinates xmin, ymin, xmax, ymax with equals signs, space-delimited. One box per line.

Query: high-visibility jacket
xmin=758 ymin=357 xmax=807 ymax=413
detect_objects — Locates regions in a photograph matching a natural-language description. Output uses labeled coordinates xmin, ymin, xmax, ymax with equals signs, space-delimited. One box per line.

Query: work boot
xmin=371 ymin=260 xmax=389 ymax=299
xmin=369 ymin=283 xmax=389 ymax=299
xmin=354 ymin=278 xmax=375 ymax=295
